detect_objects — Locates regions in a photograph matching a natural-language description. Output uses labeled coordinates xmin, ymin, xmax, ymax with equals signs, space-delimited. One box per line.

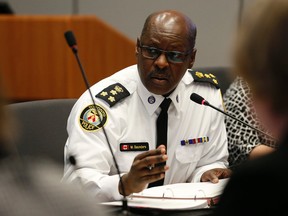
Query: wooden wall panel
xmin=0 ymin=15 xmax=136 ymax=101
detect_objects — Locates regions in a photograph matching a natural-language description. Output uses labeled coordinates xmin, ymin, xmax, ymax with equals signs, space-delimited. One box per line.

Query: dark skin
xmin=119 ymin=10 xmax=231 ymax=196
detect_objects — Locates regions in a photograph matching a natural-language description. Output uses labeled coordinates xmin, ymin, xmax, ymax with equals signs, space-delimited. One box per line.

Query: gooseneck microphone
xmin=190 ymin=93 xmax=276 ymax=140
xmin=64 ymin=31 xmax=128 ymax=213
xmin=64 ymin=31 xmax=77 ymax=53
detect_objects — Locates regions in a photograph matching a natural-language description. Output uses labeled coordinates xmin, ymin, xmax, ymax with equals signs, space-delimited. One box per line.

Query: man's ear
xmin=189 ymin=48 xmax=197 ymax=68
xmin=135 ymin=38 xmax=140 ymax=56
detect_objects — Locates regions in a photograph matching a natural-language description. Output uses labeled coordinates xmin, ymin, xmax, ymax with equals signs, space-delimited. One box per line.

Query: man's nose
xmin=154 ymin=53 xmax=169 ymax=69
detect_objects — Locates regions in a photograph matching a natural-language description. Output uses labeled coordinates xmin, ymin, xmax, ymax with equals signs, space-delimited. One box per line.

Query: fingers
xmin=142 ymin=170 xmax=166 ymax=183
xmin=157 ymin=144 xmax=166 ymax=151
xmin=141 ymin=162 xmax=169 ymax=184
xmin=136 ymin=144 xmax=166 ymax=161
xmin=140 ymin=153 xmax=168 ymax=171
xmin=134 ymin=145 xmax=167 ymax=169
xmin=144 ymin=156 xmax=168 ymax=173
xmin=123 ymin=145 xmax=169 ymax=195
xmin=201 ymin=168 xmax=231 ymax=183
xmin=209 ymin=172 xmax=219 ymax=183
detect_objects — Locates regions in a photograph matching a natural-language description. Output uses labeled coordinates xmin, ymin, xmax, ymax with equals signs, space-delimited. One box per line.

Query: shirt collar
xmin=137 ymin=71 xmax=192 ymax=115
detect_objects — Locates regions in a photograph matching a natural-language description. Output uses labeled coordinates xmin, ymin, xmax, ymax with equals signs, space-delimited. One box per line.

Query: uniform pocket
xmin=175 ymin=143 xmax=204 ymax=164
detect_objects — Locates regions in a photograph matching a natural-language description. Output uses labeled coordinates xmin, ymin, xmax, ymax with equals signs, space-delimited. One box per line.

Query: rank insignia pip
xmin=79 ymin=104 xmax=107 ymax=132
xmin=180 ymin=136 xmax=209 ymax=146
xmin=189 ymin=70 xmax=220 ymax=89
xmin=96 ymin=83 xmax=130 ymax=107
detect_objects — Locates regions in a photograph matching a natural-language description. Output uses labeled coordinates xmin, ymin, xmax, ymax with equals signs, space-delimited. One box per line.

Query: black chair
xmin=6 ymin=99 xmax=77 ymax=166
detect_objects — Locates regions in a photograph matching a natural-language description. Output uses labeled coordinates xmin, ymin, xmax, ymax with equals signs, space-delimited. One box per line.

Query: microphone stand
xmin=193 ymin=94 xmax=276 ymax=141
xmin=64 ymin=31 xmax=129 ymax=215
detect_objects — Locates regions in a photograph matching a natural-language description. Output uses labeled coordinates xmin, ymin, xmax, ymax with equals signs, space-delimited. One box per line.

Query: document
xmin=102 ymin=178 xmax=229 ymax=210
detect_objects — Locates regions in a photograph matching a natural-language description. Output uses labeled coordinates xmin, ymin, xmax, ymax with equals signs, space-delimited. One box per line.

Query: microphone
xmin=64 ymin=30 xmax=128 ymax=214
xmin=68 ymin=155 xmax=76 ymax=166
xmin=64 ymin=31 xmax=77 ymax=53
xmin=68 ymin=155 xmax=84 ymax=186
xmin=190 ymin=93 xmax=275 ymax=140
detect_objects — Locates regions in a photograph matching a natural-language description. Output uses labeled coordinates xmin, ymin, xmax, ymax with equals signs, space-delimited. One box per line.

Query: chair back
xmin=6 ymin=99 xmax=76 ymax=166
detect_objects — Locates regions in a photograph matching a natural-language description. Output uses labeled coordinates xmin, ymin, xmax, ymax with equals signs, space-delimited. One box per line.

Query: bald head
xmin=140 ymin=10 xmax=197 ymax=49
xmin=137 ymin=10 xmax=197 ymax=96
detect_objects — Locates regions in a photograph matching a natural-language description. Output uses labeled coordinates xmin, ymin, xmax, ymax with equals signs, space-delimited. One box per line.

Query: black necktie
xmin=148 ymin=98 xmax=172 ymax=188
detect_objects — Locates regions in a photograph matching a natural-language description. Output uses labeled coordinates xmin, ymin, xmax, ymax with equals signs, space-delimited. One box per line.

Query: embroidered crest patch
xmin=79 ymin=104 xmax=107 ymax=132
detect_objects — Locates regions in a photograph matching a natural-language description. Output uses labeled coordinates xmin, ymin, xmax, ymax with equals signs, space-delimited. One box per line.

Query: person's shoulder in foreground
xmin=0 ymin=78 xmax=108 ymax=216
xmin=0 ymin=157 xmax=108 ymax=216
xmin=63 ymin=9 xmax=231 ymax=203
xmin=214 ymin=139 xmax=288 ymax=215
xmin=213 ymin=0 xmax=288 ymax=214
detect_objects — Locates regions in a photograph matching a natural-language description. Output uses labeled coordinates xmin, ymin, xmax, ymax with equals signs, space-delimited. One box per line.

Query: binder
xmin=102 ymin=178 xmax=229 ymax=210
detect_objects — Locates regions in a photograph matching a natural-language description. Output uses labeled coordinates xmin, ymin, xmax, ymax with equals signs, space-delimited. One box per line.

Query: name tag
xmin=120 ymin=142 xmax=149 ymax=152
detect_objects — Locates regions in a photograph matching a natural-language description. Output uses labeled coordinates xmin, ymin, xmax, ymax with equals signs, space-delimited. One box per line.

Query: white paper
xmin=132 ymin=178 xmax=229 ymax=199
xmin=102 ymin=178 xmax=229 ymax=210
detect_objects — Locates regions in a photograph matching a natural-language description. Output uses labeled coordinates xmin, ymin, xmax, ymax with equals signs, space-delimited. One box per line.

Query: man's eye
xmin=169 ymin=52 xmax=181 ymax=59
xmin=147 ymin=48 xmax=158 ymax=55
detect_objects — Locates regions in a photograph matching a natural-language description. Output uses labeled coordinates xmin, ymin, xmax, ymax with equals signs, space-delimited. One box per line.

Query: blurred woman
xmin=223 ymin=76 xmax=277 ymax=169
xmin=214 ymin=0 xmax=288 ymax=215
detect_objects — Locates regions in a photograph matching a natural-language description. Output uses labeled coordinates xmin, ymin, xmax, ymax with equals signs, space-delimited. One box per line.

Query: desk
xmin=104 ymin=205 xmax=215 ymax=216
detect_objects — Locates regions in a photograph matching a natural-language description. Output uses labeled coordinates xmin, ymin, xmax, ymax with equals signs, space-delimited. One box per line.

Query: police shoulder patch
xmin=79 ymin=104 xmax=107 ymax=132
xmin=96 ymin=83 xmax=130 ymax=107
xmin=189 ymin=70 xmax=220 ymax=89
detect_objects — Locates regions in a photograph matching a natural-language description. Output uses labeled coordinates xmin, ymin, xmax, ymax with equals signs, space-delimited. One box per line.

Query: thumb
xmin=210 ymin=173 xmax=219 ymax=183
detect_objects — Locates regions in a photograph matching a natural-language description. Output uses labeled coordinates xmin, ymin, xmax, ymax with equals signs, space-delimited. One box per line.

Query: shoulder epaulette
xmin=95 ymin=83 xmax=130 ymax=107
xmin=189 ymin=70 xmax=220 ymax=89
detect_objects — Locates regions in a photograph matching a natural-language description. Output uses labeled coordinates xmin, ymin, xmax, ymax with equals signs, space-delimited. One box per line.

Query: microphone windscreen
xmin=69 ymin=155 xmax=76 ymax=166
xmin=64 ymin=31 xmax=77 ymax=47
xmin=190 ymin=93 xmax=205 ymax=105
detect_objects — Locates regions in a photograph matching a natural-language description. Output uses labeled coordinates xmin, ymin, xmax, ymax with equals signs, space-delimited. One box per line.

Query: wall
xmin=5 ymin=0 xmax=253 ymax=67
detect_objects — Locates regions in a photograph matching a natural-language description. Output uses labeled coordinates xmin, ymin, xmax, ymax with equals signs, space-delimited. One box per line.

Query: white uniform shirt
xmin=63 ymin=65 xmax=228 ymax=202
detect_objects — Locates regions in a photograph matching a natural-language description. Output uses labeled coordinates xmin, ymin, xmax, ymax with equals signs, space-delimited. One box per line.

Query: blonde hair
xmin=233 ymin=0 xmax=288 ymax=114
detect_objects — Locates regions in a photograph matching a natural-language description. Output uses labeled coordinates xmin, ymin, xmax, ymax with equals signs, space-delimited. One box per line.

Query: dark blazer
xmin=213 ymin=133 xmax=288 ymax=216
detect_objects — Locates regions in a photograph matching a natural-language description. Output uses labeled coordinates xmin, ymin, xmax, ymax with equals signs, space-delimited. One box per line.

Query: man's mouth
xmin=153 ymin=77 xmax=166 ymax=80
xmin=151 ymin=76 xmax=168 ymax=85
xmin=151 ymin=73 xmax=168 ymax=80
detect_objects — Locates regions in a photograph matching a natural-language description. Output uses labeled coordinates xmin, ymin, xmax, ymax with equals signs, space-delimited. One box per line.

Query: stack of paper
xmin=102 ymin=178 xmax=229 ymax=210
